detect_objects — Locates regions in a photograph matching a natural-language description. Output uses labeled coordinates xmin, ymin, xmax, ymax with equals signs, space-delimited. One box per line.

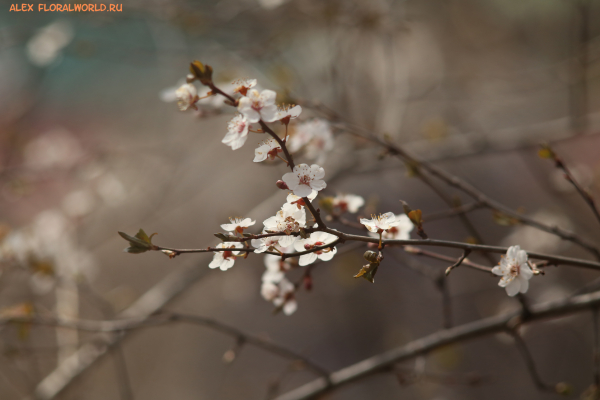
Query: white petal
xmin=283 ymin=300 xmax=297 ymax=315
xmin=299 ymin=253 xmax=317 ymax=266
xmin=518 ymin=276 xmax=529 ymax=293
xmin=220 ymin=258 xmax=235 ymax=271
xmin=260 ymin=89 xmax=277 ymax=105
xmin=520 ymin=264 xmax=533 ymax=280
xmin=491 ymin=266 xmax=503 ymax=276
xmin=516 ymin=250 xmax=528 ymax=265
xmin=261 ymin=105 xmax=278 ymax=123
xmin=505 ymin=279 xmax=521 ymax=296
xmin=293 ymin=184 xmax=313 ymax=198
xmin=310 ymin=179 xmax=327 ymax=191
xmin=318 ymin=248 xmax=337 ymax=261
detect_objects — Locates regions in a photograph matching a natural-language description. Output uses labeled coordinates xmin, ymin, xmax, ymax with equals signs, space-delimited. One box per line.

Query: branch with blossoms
xmin=113 ymin=61 xmax=600 ymax=399
xmin=120 ymin=60 xmax=600 ymax=313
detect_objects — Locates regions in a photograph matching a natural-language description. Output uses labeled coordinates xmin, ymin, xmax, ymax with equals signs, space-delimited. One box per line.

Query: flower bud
xmin=189 ymin=60 xmax=213 ymax=86
xmin=276 ymin=180 xmax=289 ymax=190
xmin=363 ymin=250 xmax=379 ymax=263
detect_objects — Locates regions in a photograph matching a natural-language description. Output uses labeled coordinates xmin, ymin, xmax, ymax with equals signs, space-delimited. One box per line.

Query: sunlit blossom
xmin=175 ymin=83 xmax=198 ymax=111
xmin=221 ymin=217 xmax=255 ymax=234
xmin=209 ymin=242 xmax=243 ymax=271
xmin=293 ymin=231 xmax=338 ymax=266
xmin=332 ymin=194 xmax=364 ymax=214
xmin=282 ymin=164 xmax=327 ymax=198
xmin=222 ymin=114 xmax=250 ymax=150
xmin=237 ymin=89 xmax=278 ymax=123
xmin=254 ymin=137 xmax=283 ymax=162
xmin=232 ymin=78 xmax=257 ymax=97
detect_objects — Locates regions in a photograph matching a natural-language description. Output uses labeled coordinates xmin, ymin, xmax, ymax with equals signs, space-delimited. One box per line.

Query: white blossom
xmin=360 ymin=212 xmax=402 ymax=234
xmin=262 ymin=254 xmax=291 ymax=284
xmin=209 ymin=242 xmax=243 ymax=271
xmin=332 ymin=194 xmax=364 ymax=214
xmin=232 ymin=78 xmax=257 ymax=96
xmin=368 ymin=214 xmax=413 ymax=240
xmin=237 ymin=89 xmax=278 ymax=123
xmin=492 ymin=245 xmax=533 ymax=296
xmin=252 ymin=231 xmax=295 ymax=252
xmin=254 ymin=137 xmax=283 ymax=162
xmin=274 ymin=105 xmax=302 ymax=124
xmin=282 ymin=164 xmax=327 ymax=198
xmin=221 ymin=217 xmax=255 ymax=234
xmin=267 ymin=277 xmax=297 ymax=315
xmin=175 ymin=83 xmax=198 ymax=111
xmin=293 ymin=231 xmax=338 ymax=266
xmin=222 ymin=114 xmax=250 ymax=150
xmin=263 ymin=203 xmax=306 ymax=236
xmin=288 ymin=119 xmax=334 ymax=162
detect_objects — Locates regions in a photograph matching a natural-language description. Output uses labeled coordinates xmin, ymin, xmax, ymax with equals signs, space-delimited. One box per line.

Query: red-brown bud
xmin=276 ymin=180 xmax=289 ymax=190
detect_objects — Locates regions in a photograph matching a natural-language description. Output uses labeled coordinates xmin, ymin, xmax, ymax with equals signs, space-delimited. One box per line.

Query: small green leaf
xmin=354 ymin=263 xmax=379 ymax=283
xmin=118 ymin=229 xmax=157 ymax=254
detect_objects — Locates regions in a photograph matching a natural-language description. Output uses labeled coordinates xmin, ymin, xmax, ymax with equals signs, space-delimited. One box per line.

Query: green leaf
xmin=118 ymin=229 xmax=156 ymax=254
xmin=354 ymin=263 xmax=379 ymax=283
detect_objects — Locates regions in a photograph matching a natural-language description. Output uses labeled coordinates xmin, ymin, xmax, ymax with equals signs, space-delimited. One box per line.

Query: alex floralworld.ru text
xmin=10 ymin=3 xmax=122 ymax=12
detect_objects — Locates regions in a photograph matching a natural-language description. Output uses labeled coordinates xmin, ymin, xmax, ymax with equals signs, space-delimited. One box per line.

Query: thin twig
xmin=551 ymin=150 xmax=600 ymax=225
xmin=444 ymin=249 xmax=471 ymax=276
xmin=424 ymin=202 xmax=485 ymax=222
xmin=403 ymin=246 xmax=493 ymax=273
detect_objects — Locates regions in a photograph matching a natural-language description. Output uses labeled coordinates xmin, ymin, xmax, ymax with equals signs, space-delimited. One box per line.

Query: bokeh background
xmin=1 ymin=0 xmax=600 ymax=399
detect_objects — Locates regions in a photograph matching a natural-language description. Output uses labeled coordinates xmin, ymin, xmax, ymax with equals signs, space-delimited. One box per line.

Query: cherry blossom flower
xmin=282 ymin=164 xmax=327 ymax=198
xmin=368 ymin=214 xmax=413 ymax=240
xmin=222 ymin=114 xmax=250 ymax=150
xmin=209 ymin=242 xmax=243 ymax=271
xmin=274 ymin=105 xmax=302 ymax=125
xmin=293 ymin=231 xmax=338 ymax=266
xmin=232 ymin=78 xmax=257 ymax=97
xmin=221 ymin=217 xmax=255 ymax=234
xmin=286 ymin=190 xmax=317 ymax=209
xmin=288 ymin=119 xmax=334 ymax=163
xmin=175 ymin=83 xmax=198 ymax=111
xmin=254 ymin=137 xmax=283 ymax=162
xmin=262 ymin=254 xmax=292 ymax=284
xmin=492 ymin=245 xmax=533 ymax=296
xmin=263 ymin=277 xmax=297 ymax=315
xmin=237 ymin=89 xmax=278 ymax=123
xmin=252 ymin=231 xmax=296 ymax=252
xmin=332 ymin=194 xmax=364 ymax=214
xmin=263 ymin=203 xmax=306 ymax=236
xmin=360 ymin=212 xmax=402 ymax=234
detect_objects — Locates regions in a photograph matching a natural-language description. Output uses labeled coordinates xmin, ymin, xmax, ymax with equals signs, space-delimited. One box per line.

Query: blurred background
xmin=1 ymin=0 xmax=600 ymax=399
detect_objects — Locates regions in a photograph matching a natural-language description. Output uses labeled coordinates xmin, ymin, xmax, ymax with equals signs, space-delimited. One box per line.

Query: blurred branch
xmin=15 ymin=311 xmax=330 ymax=394
xmin=273 ymin=289 xmax=600 ymax=400
xmin=509 ymin=331 xmax=556 ymax=392
xmin=423 ymin=202 xmax=485 ymax=222
xmin=413 ymin=170 xmax=495 ymax=266
xmin=542 ymin=146 xmax=600 ymax=225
